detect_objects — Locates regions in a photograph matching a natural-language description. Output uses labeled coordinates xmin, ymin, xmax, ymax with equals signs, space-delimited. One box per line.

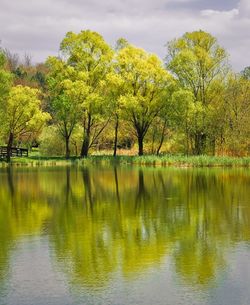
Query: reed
xmin=1 ymin=154 xmax=249 ymax=168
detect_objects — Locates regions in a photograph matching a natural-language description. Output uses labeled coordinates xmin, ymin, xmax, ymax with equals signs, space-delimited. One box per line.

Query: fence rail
xmin=0 ymin=146 xmax=29 ymax=158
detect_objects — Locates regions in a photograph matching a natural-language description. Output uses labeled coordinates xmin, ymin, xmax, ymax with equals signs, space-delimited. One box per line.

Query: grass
xmin=80 ymin=155 xmax=250 ymax=167
xmin=1 ymin=154 xmax=250 ymax=168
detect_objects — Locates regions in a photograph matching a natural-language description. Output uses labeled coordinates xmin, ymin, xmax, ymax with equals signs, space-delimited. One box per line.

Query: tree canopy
xmin=0 ymin=30 xmax=249 ymax=158
xmin=0 ymin=85 xmax=50 ymax=161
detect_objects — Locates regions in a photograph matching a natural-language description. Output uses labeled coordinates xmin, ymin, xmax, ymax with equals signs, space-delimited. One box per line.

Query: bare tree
xmin=3 ymin=48 xmax=19 ymax=71
xmin=24 ymin=53 xmax=32 ymax=67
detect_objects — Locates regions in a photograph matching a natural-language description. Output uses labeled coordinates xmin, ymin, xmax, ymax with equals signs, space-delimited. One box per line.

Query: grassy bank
xmin=1 ymin=155 xmax=250 ymax=168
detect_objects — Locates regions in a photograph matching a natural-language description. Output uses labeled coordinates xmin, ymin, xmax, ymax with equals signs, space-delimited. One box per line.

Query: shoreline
xmin=1 ymin=155 xmax=250 ymax=168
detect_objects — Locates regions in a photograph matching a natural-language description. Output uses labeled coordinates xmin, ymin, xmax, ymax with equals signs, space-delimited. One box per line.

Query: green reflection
xmin=0 ymin=166 xmax=250 ymax=290
xmin=0 ymin=167 xmax=52 ymax=287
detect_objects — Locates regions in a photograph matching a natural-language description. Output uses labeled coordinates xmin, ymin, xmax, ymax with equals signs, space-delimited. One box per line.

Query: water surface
xmin=0 ymin=165 xmax=250 ymax=305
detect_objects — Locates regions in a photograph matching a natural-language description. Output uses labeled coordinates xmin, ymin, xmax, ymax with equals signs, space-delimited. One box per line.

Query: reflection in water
xmin=0 ymin=166 xmax=250 ymax=300
xmin=0 ymin=167 xmax=52 ymax=291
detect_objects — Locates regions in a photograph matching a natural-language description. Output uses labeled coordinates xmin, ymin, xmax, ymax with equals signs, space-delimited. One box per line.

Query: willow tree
xmin=166 ymin=30 xmax=228 ymax=155
xmin=117 ymin=45 xmax=173 ymax=156
xmin=222 ymin=74 xmax=250 ymax=155
xmin=106 ymin=38 xmax=130 ymax=157
xmin=104 ymin=72 xmax=124 ymax=156
xmin=1 ymin=85 xmax=50 ymax=162
xmin=59 ymin=30 xmax=114 ymax=157
xmin=47 ymin=56 xmax=86 ymax=158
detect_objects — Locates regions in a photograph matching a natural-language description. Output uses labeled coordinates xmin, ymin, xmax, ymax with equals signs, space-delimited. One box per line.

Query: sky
xmin=0 ymin=0 xmax=249 ymax=71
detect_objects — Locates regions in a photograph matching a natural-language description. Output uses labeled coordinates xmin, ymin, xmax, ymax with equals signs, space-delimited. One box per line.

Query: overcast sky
xmin=0 ymin=0 xmax=249 ymax=71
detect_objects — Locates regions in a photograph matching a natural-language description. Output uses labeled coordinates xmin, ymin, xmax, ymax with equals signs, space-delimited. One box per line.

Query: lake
xmin=0 ymin=165 xmax=250 ymax=305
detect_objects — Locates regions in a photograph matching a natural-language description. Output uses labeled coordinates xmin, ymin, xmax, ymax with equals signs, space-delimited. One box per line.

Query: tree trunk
xmin=81 ymin=116 xmax=91 ymax=158
xmin=138 ymin=133 xmax=144 ymax=156
xmin=194 ymin=133 xmax=206 ymax=155
xmin=65 ymin=136 xmax=70 ymax=159
xmin=185 ymin=118 xmax=189 ymax=156
xmin=74 ymin=142 xmax=78 ymax=157
xmin=194 ymin=135 xmax=201 ymax=155
xmin=81 ymin=136 xmax=90 ymax=157
xmin=156 ymin=119 xmax=167 ymax=156
xmin=151 ymin=129 xmax=156 ymax=154
xmin=211 ymin=137 xmax=216 ymax=156
xmin=7 ymin=132 xmax=14 ymax=163
xmin=113 ymin=115 xmax=119 ymax=157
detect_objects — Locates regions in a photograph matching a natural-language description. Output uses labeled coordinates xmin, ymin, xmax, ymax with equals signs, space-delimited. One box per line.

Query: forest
xmin=0 ymin=29 xmax=249 ymax=161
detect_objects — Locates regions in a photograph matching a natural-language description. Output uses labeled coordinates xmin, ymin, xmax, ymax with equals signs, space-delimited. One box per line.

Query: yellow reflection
xmin=0 ymin=166 xmax=249 ymax=290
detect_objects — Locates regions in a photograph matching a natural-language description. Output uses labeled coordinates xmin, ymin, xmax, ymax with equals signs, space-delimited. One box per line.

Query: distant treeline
xmin=0 ymin=30 xmax=249 ymax=160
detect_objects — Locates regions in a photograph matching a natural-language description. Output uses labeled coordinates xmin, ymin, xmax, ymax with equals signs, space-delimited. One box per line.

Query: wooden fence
xmin=0 ymin=146 xmax=29 ymax=158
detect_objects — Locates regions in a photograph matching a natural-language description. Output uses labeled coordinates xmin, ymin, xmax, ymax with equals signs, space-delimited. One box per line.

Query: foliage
xmin=222 ymin=75 xmax=250 ymax=155
xmin=46 ymin=56 xmax=85 ymax=158
xmin=0 ymin=85 xmax=50 ymax=161
xmin=59 ymin=30 xmax=114 ymax=157
xmin=116 ymin=45 xmax=173 ymax=155
xmin=0 ymin=30 xmax=249 ymax=158
xmin=39 ymin=125 xmax=83 ymax=157
xmin=241 ymin=66 xmax=250 ymax=80
xmin=167 ymin=30 xmax=229 ymax=155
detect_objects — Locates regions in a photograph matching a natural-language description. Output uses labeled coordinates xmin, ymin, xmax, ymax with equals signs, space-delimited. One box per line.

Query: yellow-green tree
xmin=222 ymin=74 xmax=250 ymax=155
xmin=0 ymin=85 xmax=50 ymax=161
xmin=59 ymin=30 xmax=114 ymax=157
xmin=117 ymin=45 xmax=173 ymax=155
xmin=0 ymin=52 xmax=12 ymax=97
xmin=46 ymin=57 xmax=86 ymax=158
xmin=0 ymin=52 xmax=12 ymax=143
xmin=167 ymin=30 xmax=228 ymax=155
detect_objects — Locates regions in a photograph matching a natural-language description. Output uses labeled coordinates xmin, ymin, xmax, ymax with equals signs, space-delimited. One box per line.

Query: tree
xmin=2 ymin=48 xmax=20 ymax=73
xmin=222 ymin=74 xmax=250 ymax=155
xmin=0 ymin=51 xmax=13 ymax=143
xmin=0 ymin=51 xmax=12 ymax=102
xmin=104 ymin=70 xmax=125 ymax=156
xmin=106 ymin=37 xmax=130 ymax=157
xmin=241 ymin=66 xmax=250 ymax=80
xmin=165 ymin=88 xmax=195 ymax=155
xmin=166 ymin=30 xmax=229 ymax=155
xmin=47 ymin=57 xmax=85 ymax=158
xmin=116 ymin=45 xmax=173 ymax=155
xmin=59 ymin=30 xmax=114 ymax=157
xmin=0 ymin=85 xmax=50 ymax=162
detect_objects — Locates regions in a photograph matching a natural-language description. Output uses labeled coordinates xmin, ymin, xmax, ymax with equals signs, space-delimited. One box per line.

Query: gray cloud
xmin=0 ymin=0 xmax=249 ymax=71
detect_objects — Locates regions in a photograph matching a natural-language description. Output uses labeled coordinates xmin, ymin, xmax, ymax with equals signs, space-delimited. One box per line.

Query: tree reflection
xmin=48 ymin=167 xmax=250 ymax=288
xmin=0 ymin=166 xmax=250 ymax=291
xmin=0 ymin=168 xmax=52 ymax=287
